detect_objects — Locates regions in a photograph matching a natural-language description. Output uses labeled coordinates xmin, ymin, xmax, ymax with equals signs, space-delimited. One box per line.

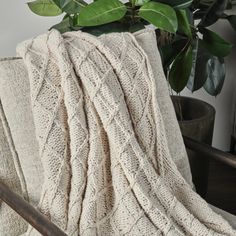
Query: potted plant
xmin=157 ymin=0 xmax=236 ymax=196
xmin=158 ymin=0 xmax=236 ymax=145
xmin=159 ymin=1 xmax=236 ymax=196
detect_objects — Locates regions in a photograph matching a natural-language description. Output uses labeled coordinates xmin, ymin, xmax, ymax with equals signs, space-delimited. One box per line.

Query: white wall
xmin=0 ymin=1 xmax=235 ymax=150
xmin=0 ymin=0 xmax=61 ymax=57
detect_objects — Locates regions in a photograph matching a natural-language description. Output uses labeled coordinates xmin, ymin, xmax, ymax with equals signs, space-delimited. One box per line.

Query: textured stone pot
xmin=171 ymin=95 xmax=216 ymax=198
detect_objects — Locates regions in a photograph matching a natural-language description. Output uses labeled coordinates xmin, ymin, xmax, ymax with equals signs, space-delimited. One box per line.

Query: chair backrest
xmin=0 ymin=97 xmax=28 ymax=235
xmin=0 ymin=58 xmax=43 ymax=205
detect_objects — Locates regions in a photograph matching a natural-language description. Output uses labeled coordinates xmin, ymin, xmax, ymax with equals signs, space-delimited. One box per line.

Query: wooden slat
xmin=0 ymin=182 xmax=67 ymax=236
xmin=183 ymin=136 xmax=236 ymax=169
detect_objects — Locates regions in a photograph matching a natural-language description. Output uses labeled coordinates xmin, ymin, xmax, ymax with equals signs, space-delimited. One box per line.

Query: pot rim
xmin=171 ymin=95 xmax=216 ymax=124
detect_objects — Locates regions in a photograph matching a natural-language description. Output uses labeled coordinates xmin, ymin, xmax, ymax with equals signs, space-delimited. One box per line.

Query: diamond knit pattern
xmin=17 ymin=30 xmax=236 ymax=236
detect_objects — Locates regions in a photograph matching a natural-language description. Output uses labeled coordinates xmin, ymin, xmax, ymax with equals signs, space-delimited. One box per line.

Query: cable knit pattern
xmin=17 ymin=29 xmax=236 ymax=235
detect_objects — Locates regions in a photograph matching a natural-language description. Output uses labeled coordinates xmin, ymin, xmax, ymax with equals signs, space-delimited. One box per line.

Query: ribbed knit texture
xmin=17 ymin=29 xmax=236 ymax=235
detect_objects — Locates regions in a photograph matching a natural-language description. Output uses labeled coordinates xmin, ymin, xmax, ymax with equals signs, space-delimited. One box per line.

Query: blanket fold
xmin=17 ymin=29 xmax=236 ymax=236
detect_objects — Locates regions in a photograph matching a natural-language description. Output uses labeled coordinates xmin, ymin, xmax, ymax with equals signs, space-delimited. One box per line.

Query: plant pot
xmin=171 ymin=95 xmax=216 ymax=198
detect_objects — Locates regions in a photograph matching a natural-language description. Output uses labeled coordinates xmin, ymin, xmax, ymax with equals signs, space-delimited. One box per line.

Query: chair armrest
xmin=183 ymin=136 xmax=236 ymax=169
xmin=0 ymin=182 xmax=67 ymax=236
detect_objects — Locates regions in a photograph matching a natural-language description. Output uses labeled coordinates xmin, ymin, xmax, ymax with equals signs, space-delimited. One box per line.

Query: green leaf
xmin=203 ymin=57 xmax=225 ymax=96
xmin=168 ymin=44 xmax=193 ymax=93
xmin=76 ymin=0 xmax=127 ymax=27
xmin=82 ymin=22 xmax=129 ymax=36
xmin=27 ymin=0 xmax=62 ymax=16
xmin=186 ymin=41 xmax=226 ymax=96
xmin=53 ymin=0 xmax=86 ymax=8
xmin=61 ymin=0 xmax=85 ymax=14
xmin=135 ymin=0 xmax=150 ymax=6
xmin=176 ymin=9 xmax=192 ymax=37
xmin=193 ymin=11 xmax=204 ymax=20
xmin=199 ymin=0 xmax=228 ymax=27
xmin=50 ymin=17 xmax=73 ymax=33
xmin=154 ymin=0 xmax=193 ymax=9
xmin=53 ymin=0 xmax=86 ymax=14
xmin=139 ymin=2 xmax=178 ymax=33
xmin=187 ymin=40 xmax=209 ymax=92
xmin=200 ymin=28 xmax=233 ymax=57
xmin=160 ymin=38 xmax=188 ymax=68
xmin=227 ymin=15 xmax=236 ymax=31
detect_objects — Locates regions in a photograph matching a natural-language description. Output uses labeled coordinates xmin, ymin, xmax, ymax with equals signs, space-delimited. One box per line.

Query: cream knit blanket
xmin=17 ymin=29 xmax=236 ymax=236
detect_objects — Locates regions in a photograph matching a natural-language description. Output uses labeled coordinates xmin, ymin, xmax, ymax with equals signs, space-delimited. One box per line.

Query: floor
xmin=206 ymin=159 xmax=236 ymax=215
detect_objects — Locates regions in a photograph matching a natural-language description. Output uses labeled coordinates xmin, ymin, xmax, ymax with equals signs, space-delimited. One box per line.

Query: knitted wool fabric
xmin=17 ymin=29 xmax=236 ymax=236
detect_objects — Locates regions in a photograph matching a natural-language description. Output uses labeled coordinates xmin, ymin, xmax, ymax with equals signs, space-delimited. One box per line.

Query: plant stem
xmin=127 ymin=0 xmax=136 ymax=25
xmin=131 ymin=0 xmax=136 ymax=8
